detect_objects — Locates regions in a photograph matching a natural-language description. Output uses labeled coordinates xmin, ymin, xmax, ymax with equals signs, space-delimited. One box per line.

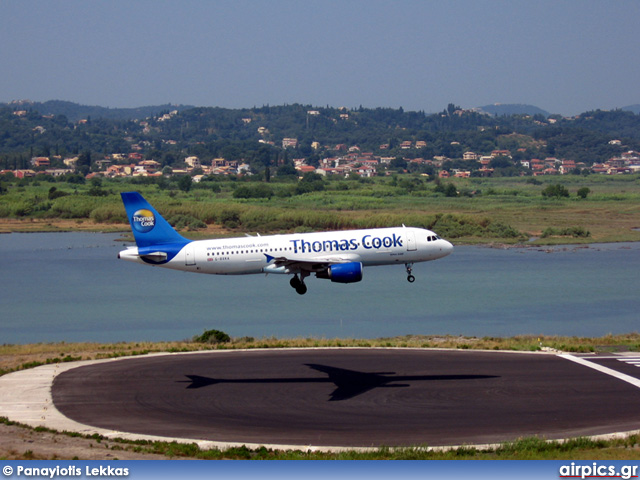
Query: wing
xmin=305 ymin=363 xmax=390 ymax=401
xmin=265 ymin=253 xmax=361 ymax=274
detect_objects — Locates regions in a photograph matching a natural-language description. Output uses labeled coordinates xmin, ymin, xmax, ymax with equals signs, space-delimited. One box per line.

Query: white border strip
xmin=559 ymin=353 xmax=640 ymax=389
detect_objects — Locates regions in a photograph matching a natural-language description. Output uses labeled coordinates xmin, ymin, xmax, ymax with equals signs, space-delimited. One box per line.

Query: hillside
xmin=622 ymin=104 xmax=640 ymax=115
xmin=476 ymin=104 xmax=550 ymax=117
xmin=1 ymin=102 xmax=640 ymax=172
xmin=2 ymin=100 xmax=195 ymax=122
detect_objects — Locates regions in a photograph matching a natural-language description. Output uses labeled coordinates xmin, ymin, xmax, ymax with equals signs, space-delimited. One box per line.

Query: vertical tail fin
xmin=120 ymin=192 xmax=188 ymax=248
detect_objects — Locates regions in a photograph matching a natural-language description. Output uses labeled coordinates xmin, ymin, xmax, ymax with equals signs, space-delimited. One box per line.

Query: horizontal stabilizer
xmin=138 ymin=251 xmax=168 ymax=262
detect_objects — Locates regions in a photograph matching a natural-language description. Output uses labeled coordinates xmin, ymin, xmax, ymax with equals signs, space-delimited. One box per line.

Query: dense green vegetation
xmin=2 ymin=103 xmax=640 ymax=174
xmin=2 ymin=173 xmax=639 ymax=244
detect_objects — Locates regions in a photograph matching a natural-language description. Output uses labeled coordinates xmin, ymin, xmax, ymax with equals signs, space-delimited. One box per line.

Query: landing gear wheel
xmin=290 ymin=274 xmax=307 ymax=295
xmin=404 ymin=262 xmax=415 ymax=283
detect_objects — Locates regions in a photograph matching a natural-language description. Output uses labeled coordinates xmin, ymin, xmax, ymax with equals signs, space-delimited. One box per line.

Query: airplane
xmin=118 ymin=191 xmax=453 ymax=294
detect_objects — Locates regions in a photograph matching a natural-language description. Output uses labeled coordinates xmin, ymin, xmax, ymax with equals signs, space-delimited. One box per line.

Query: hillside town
xmin=3 ymin=102 xmax=640 ymax=182
xmin=5 ymin=143 xmax=640 ymax=181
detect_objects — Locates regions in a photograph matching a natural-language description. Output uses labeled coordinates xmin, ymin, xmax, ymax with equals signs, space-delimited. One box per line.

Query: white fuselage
xmin=118 ymin=226 xmax=453 ymax=276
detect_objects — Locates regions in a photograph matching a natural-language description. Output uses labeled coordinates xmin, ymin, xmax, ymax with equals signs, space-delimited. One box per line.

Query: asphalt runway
xmin=51 ymin=349 xmax=640 ymax=448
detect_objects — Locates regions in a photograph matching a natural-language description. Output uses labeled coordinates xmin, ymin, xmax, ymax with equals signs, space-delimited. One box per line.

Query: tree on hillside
xmin=446 ymin=103 xmax=461 ymax=116
xmin=177 ymin=174 xmax=192 ymax=192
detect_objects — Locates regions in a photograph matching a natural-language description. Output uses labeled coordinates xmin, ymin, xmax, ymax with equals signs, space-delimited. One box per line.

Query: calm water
xmin=1 ymin=232 xmax=638 ymax=344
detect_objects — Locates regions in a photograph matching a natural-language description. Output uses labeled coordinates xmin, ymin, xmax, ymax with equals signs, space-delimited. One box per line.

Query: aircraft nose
xmin=442 ymin=240 xmax=454 ymax=256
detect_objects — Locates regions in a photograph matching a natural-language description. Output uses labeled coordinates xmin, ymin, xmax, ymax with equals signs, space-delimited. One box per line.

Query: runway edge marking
xmin=559 ymin=353 xmax=640 ymax=389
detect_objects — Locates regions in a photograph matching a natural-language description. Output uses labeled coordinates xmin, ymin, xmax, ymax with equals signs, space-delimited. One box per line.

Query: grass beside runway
xmin=1 ymin=415 xmax=639 ymax=460
xmin=2 ymin=333 xmax=640 ymax=375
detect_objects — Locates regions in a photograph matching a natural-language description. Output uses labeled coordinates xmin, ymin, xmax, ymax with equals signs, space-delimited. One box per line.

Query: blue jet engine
xmin=316 ymin=262 xmax=363 ymax=283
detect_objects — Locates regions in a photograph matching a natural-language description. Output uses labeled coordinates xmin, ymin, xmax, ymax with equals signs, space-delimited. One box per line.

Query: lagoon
xmin=1 ymin=233 xmax=638 ymax=344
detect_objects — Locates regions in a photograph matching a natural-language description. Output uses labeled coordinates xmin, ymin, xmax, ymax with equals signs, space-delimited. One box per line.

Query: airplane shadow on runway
xmin=179 ymin=363 xmax=499 ymax=401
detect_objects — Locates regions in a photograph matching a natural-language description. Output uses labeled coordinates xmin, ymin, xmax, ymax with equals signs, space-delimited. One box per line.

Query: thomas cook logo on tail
xmin=132 ymin=209 xmax=155 ymax=233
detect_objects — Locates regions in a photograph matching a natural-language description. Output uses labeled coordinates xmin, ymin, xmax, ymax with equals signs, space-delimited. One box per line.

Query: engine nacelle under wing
xmin=316 ymin=261 xmax=363 ymax=284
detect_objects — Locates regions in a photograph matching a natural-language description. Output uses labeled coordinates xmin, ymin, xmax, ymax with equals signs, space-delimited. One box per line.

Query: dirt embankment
xmin=0 ymin=423 xmax=167 ymax=460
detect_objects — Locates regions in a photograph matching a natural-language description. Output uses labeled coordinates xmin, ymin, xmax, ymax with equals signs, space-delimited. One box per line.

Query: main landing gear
xmin=290 ymin=273 xmax=308 ymax=295
xmin=405 ymin=263 xmax=415 ymax=283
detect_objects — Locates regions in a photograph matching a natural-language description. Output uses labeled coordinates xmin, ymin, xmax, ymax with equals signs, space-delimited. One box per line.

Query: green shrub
xmin=233 ymin=184 xmax=274 ymax=199
xmin=14 ymin=201 xmax=34 ymax=217
xmin=542 ymin=184 xmax=569 ymax=198
xmin=193 ymin=329 xmax=231 ymax=344
xmin=48 ymin=187 xmax=68 ymax=200
xmin=90 ymin=204 xmax=127 ymax=223
xmin=577 ymin=187 xmax=591 ymax=199
xmin=166 ymin=214 xmax=207 ymax=231
xmin=541 ymin=226 xmax=590 ymax=238
xmin=48 ymin=196 xmax=104 ymax=218
xmin=218 ymin=207 xmax=243 ymax=229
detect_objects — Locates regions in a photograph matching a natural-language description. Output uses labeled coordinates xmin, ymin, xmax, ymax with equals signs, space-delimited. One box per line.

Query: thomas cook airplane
xmin=118 ymin=192 xmax=453 ymax=294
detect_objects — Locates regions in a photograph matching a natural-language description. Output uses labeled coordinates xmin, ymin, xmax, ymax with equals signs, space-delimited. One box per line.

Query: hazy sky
xmin=1 ymin=1 xmax=638 ymax=115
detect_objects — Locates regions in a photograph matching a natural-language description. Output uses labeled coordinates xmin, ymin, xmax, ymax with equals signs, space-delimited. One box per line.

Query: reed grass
xmin=2 ymin=175 xmax=639 ymax=243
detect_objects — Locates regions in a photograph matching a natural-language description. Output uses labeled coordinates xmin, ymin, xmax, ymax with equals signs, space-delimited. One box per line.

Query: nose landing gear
xmin=405 ymin=263 xmax=415 ymax=283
